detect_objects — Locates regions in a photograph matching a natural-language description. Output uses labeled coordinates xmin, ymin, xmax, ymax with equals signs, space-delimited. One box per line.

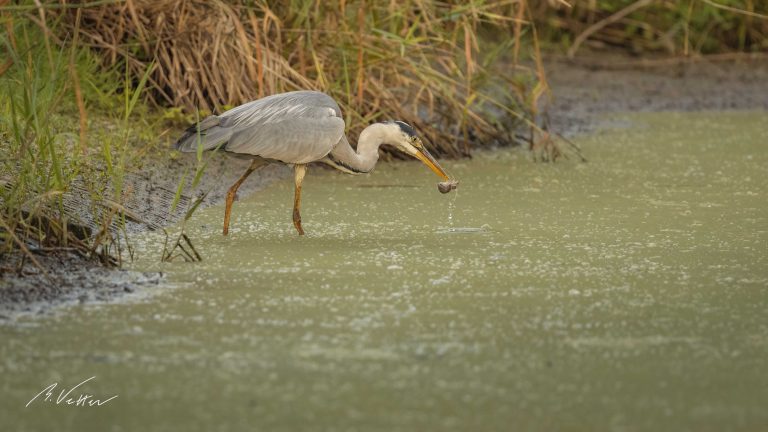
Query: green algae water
xmin=2 ymin=111 xmax=767 ymax=431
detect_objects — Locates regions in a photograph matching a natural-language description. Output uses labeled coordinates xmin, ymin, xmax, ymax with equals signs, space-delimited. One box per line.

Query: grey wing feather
xmin=175 ymin=91 xmax=345 ymax=165
xmin=173 ymin=115 xmax=230 ymax=152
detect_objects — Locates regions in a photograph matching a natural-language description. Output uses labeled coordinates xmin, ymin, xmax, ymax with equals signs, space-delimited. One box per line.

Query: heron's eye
xmin=411 ymin=137 xmax=423 ymax=148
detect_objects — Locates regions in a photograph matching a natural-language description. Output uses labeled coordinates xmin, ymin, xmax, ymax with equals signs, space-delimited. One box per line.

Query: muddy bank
xmin=545 ymin=54 xmax=768 ymax=135
xmin=0 ymin=253 xmax=162 ymax=319
xmin=2 ymin=54 xmax=767 ymax=318
xmin=0 ymin=155 xmax=291 ymax=318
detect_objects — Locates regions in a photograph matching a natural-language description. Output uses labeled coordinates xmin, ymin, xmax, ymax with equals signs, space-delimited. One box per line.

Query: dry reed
xmin=55 ymin=0 xmax=545 ymax=157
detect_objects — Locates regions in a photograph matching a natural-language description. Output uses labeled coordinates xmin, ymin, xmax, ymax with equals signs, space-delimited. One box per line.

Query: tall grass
xmin=0 ymin=12 xmax=152 ymax=271
xmin=58 ymin=0 xmax=545 ymax=158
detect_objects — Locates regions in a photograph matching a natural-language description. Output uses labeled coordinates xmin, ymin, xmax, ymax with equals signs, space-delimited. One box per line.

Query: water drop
xmin=447 ymin=187 xmax=459 ymax=227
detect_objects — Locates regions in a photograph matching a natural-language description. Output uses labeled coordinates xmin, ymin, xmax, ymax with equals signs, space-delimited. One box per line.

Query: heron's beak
xmin=414 ymin=147 xmax=450 ymax=181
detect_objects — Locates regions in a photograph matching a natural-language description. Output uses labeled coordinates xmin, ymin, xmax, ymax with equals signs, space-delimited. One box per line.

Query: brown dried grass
xmin=55 ymin=0 xmax=547 ymax=158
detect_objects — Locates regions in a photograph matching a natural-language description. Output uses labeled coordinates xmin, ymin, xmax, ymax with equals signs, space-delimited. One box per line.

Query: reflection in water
xmin=2 ymin=112 xmax=768 ymax=431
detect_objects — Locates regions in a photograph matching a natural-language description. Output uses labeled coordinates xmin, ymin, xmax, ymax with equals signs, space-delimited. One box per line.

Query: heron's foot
xmin=293 ymin=209 xmax=305 ymax=235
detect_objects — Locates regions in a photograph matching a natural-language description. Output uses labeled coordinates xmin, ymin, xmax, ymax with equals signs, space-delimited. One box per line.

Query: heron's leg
xmin=292 ymin=164 xmax=307 ymax=235
xmin=223 ymin=159 xmax=265 ymax=235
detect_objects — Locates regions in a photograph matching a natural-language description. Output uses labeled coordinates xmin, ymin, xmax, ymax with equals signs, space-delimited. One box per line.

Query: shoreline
xmin=2 ymin=54 xmax=767 ymax=319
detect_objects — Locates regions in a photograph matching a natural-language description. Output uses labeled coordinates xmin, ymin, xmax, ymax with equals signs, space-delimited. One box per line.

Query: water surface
xmin=2 ymin=112 xmax=767 ymax=431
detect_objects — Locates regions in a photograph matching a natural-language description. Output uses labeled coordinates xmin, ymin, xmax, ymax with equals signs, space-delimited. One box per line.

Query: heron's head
xmin=386 ymin=121 xmax=450 ymax=181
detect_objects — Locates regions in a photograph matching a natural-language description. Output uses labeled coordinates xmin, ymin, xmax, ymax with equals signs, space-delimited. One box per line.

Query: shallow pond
xmin=2 ymin=112 xmax=767 ymax=431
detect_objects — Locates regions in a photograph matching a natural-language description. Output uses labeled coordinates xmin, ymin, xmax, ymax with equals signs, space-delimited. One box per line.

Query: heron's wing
xmin=221 ymin=91 xmax=346 ymax=164
xmin=173 ymin=115 xmax=231 ymax=153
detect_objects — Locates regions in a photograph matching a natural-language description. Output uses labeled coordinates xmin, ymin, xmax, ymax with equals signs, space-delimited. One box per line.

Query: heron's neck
xmin=327 ymin=123 xmax=396 ymax=174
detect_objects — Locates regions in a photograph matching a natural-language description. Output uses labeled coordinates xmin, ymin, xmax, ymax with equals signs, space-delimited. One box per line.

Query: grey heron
xmin=174 ymin=91 xmax=454 ymax=235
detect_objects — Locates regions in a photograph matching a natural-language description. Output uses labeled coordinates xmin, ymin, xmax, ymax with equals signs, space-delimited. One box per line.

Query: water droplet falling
xmin=447 ymin=187 xmax=459 ymax=227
